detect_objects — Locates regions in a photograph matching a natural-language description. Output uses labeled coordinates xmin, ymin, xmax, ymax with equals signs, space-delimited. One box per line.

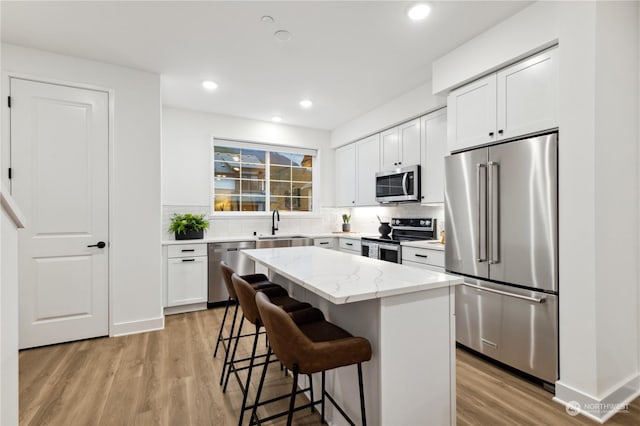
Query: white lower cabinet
xmin=401 ymin=246 xmax=445 ymax=273
xmin=165 ymin=243 xmax=208 ymax=309
xmin=339 ymin=237 xmax=361 ymax=254
xmin=314 ymin=237 xmax=337 ymax=250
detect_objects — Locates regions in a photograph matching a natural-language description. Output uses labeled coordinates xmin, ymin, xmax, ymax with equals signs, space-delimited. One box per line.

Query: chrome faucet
xmin=271 ymin=209 xmax=280 ymax=235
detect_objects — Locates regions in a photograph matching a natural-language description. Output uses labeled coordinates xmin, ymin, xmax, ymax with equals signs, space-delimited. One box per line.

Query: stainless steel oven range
xmin=361 ymin=218 xmax=436 ymax=263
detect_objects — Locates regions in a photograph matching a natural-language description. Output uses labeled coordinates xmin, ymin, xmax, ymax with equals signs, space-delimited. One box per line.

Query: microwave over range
xmin=375 ymin=165 xmax=420 ymax=203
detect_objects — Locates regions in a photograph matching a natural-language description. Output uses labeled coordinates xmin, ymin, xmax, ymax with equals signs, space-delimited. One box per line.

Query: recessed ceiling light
xmin=407 ymin=4 xmax=431 ymax=21
xmin=202 ymin=80 xmax=218 ymax=90
xmin=299 ymin=99 xmax=313 ymax=108
xmin=261 ymin=15 xmax=274 ymax=23
xmin=274 ymin=30 xmax=292 ymax=42
xmin=272 ymin=116 xmax=283 ymax=123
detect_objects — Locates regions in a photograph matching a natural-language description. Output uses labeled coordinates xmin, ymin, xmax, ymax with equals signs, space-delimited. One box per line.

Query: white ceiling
xmin=1 ymin=1 xmax=531 ymax=130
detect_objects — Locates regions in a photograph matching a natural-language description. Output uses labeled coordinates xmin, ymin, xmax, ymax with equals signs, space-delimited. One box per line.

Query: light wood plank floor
xmin=19 ymin=307 xmax=640 ymax=425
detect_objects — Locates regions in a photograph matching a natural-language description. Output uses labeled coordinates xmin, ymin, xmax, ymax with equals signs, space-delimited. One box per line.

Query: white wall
xmin=331 ymin=81 xmax=445 ymax=148
xmin=2 ymin=43 xmax=164 ymax=336
xmin=432 ymin=1 xmax=639 ymax=420
xmin=162 ymin=107 xmax=335 ymax=238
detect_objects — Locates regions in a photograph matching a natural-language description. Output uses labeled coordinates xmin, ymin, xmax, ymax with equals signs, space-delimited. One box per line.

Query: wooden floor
xmin=19 ymin=307 xmax=640 ymax=425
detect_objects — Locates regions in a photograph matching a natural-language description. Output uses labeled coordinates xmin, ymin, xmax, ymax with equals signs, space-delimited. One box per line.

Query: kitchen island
xmin=242 ymin=246 xmax=462 ymax=426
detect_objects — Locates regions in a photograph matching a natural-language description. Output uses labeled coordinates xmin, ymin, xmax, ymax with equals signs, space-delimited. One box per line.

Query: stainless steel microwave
xmin=375 ymin=165 xmax=421 ymax=203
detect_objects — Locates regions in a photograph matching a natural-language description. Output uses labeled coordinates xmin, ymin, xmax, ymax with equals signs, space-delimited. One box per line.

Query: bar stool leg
xmin=224 ymin=315 xmax=244 ymax=391
xmin=220 ymin=304 xmax=240 ymax=385
xmin=238 ymin=323 xmax=261 ymax=426
xmin=213 ymin=297 xmax=232 ymax=357
xmin=286 ymin=365 xmax=299 ymax=426
xmin=249 ymin=347 xmax=272 ymax=426
xmin=357 ymin=363 xmax=367 ymax=426
xmin=321 ymin=370 xmax=326 ymax=424
xmin=308 ymin=374 xmax=314 ymax=413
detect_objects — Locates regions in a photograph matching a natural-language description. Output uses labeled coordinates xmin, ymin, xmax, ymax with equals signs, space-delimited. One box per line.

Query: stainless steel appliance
xmin=207 ymin=241 xmax=256 ymax=304
xmin=375 ymin=165 xmax=421 ymax=203
xmin=361 ymin=218 xmax=436 ymax=263
xmin=445 ymin=132 xmax=558 ymax=386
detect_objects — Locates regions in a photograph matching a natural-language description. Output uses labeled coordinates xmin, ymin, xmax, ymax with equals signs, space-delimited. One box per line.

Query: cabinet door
xmin=447 ymin=74 xmax=497 ymax=153
xmin=421 ymin=109 xmax=447 ymax=204
xmin=399 ymin=118 xmax=421 ymax=167
xmin=380 ymin=127 xmax=399 ymax=170
xmin=497 ymin=49 xmax=558 ymax=139
xmin=167 ymin=257 xmax=207 ymax=306
xmin=355 ymin=134 xmax=380 ymax=206
xmin=335 ymin=144 xmax=356 ymax=207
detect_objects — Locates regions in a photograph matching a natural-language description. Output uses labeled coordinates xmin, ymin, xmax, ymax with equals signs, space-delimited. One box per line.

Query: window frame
xmin=210 ymin=137 xmax=319 ymax=217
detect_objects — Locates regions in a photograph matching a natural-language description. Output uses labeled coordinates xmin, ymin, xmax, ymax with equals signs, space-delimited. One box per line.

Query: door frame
xmin=2 ymin=71 xmax=115 ymax=337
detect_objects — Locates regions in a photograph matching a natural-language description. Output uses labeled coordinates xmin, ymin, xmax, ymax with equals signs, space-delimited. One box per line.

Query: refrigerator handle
xmin=463 ymin=283 xmax=546 ymax=304
xmin=488 ymin=161 xmax=500 ymax=264
xmin=476 ymin=164 xmax=487 ymax=262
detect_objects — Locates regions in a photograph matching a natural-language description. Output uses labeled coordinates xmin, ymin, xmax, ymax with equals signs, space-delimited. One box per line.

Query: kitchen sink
xmin=256 ymin=236 xmax=313 ymax=248
xmin=258 ymin=235 xmax=307 ymax=240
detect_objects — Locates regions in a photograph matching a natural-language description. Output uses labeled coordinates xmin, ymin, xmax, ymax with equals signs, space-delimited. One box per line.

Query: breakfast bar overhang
xmin=242 ymin=246 xmax=462 ymax=426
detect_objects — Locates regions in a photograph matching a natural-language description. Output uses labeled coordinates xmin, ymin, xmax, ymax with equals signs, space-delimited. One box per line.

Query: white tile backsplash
xmin=162 ymin=204 xmax=444 ymax=240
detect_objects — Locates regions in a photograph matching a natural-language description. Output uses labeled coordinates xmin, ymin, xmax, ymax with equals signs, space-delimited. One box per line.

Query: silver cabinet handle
xmin=476 ymin=164 xmax=487 ymax=262
xmin=463 ymin=283 xmax=546 ymax=304
xmin=488 ymin=161 xmax=500 ymax=264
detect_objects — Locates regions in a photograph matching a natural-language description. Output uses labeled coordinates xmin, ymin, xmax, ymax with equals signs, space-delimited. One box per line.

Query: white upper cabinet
xmin=496 ymin=49 xmax=558 ymax=140
xmin=335 ymin=143 xmax=356 ymax=207
xmin=447 ymin=48 xmax=558 ymax=153
xmin=380 ymin=118 xmax=421 ymax=170
xmin=421 ymin=108 xmax=447 ymax=204
xmin=447 ymin=74 xmax=497 ymax=152
xmin=355 ymin=133 xmax=380 ymax=206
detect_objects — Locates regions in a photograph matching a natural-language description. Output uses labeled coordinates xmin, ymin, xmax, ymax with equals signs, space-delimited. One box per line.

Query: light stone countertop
xmin=400 ymin=240 xmax=445 ymax=251
xmin=161 ymin=232 xmax=373 ymax=246
xmin=242 ymin=246 xmax=462 ymax=304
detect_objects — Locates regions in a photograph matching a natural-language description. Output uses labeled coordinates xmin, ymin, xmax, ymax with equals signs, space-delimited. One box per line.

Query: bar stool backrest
xmin=255 ymin=292 xmax=312 ymax=370
xmin=232 ymin=273 xmax=261 ymax=326
xmin=220 ymin=261 xmax=238 ymax=299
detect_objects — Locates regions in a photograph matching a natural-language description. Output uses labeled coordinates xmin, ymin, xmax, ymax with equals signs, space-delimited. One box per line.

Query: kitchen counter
xmin=242 ymin=246 xmax=460 ymax=304
xmin=401 ymin=239 xmax=445 ymax=251
xmin=243 ymin=245 xmax=460 ymax=425
xmin=161 ymin=232 xmax=372 ymax=246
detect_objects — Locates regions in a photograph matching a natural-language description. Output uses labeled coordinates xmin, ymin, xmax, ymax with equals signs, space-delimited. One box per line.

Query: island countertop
xmin=241 ymin=245 xmax=462 ymax=304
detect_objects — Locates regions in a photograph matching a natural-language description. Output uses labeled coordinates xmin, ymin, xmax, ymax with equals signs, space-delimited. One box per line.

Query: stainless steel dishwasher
xmin=208 ymin=241 xmax=256 ymax=304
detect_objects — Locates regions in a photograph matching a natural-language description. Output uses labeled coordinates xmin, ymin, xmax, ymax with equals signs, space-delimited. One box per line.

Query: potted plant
xmin=169 ymin=213 xmax=209 ymax=240
xmin=342 ymin=213 xmax=351 ymax=232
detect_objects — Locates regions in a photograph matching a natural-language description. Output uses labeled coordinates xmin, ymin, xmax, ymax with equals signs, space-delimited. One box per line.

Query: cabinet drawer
xmin=402 ymin=260 xmax=445 ymax=273
xmin=168 ymin=243 xmax=207 ymax=258
xmin=402 ymin=247 xmax=444 ymax=267
xmin=314 ymin=237 xmax=337 ymax=249
xmin=339 ymin=238 xmax=361 ymax=252
xmin=167 ymin=256 xmax=208 ymax=306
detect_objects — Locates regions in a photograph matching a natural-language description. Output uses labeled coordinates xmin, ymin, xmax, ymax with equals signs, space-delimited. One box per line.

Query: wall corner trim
xmin=111 ymin=316 xmax=165 ymax=337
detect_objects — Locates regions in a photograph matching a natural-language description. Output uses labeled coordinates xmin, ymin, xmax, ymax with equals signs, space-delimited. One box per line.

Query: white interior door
xmin=10 ymin=78 xmax=109 ymax=349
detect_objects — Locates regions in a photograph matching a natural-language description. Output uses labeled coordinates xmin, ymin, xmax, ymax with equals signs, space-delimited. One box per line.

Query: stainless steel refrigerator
xmin=445 ymin=133 xmax=558 ymax=385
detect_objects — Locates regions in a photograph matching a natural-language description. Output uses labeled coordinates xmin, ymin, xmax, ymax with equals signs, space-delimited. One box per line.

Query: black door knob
xmin=87 ymin=241 xmax=106 ymax=249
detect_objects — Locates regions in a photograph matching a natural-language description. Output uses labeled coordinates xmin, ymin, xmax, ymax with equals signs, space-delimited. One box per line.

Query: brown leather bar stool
xmin=215 ymin=261 xmax=280 ymax=385
xmin=253 ymin=291 xmax=372 ymax=426
xmin=227 ymin=273 xmax=312 ymax=426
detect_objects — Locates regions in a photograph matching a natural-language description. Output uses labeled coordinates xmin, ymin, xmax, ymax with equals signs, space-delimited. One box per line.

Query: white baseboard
xmin=164 ymin=302 xmax=208 ymax=316
xmin=554 ymin=374 xmax=640 ymax=423
xmin=111 ymin=316 xmax=165 ymax=337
